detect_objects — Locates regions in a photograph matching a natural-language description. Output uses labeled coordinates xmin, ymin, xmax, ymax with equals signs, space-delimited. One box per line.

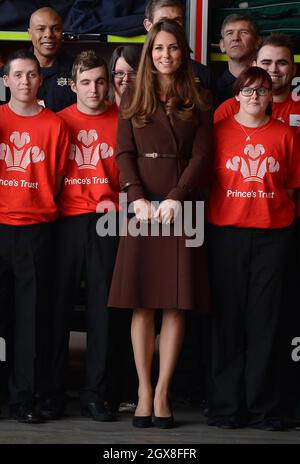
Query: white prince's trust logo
xmin=70 ymin=130 xmax=114 ymax=170
xmin=0 ymin=131 xmax=45 ymax=172
xmin=226 ymin=143 xmax=279 ymax=183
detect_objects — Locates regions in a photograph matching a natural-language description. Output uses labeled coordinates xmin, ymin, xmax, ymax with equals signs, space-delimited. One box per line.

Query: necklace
xmin=235 ymin=116 xmax=269 ymax=142
xmin=238 ymin=124 xmax=263 ymax=141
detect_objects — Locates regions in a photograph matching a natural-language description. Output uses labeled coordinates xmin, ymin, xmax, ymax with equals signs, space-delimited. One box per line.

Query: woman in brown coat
xmin=108 ymin=19 xmax=211 ymax=428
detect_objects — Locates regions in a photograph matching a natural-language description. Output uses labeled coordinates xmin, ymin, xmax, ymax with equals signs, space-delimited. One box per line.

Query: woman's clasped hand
xmin=133 ymin=198 xmax=181 ymax=224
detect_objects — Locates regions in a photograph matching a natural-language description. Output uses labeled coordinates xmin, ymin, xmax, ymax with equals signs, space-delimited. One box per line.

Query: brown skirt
xmin=108 ymin=220 xmax=211 ymax=311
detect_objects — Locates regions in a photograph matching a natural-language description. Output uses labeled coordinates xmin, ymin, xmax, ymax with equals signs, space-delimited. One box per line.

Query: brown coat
xmin=108 ymin=103 xmax=212 ymax=311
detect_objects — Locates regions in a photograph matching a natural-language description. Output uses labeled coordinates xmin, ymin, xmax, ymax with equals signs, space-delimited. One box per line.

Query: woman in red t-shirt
xmin=206 ymin=67 xmax=300 ymax=431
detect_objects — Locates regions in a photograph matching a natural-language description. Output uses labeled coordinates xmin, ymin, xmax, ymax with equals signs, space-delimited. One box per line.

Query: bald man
xmin=27 ymin=7 xmax=76 ymax=111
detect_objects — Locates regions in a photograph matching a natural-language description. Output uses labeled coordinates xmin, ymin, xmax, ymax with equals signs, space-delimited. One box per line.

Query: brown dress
xmin=108 ymin=102 xmax=212 ymax=311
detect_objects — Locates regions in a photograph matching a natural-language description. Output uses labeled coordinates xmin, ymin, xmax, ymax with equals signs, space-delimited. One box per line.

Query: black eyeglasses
xmin=112 ymin=71 xmax=137 ymax=80
xmin=240 ymin=87 xmax=271 ymax=97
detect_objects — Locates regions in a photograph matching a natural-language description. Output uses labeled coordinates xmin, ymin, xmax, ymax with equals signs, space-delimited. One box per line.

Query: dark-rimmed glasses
xmin=112 ymin=71 xmax=137 ymax=80
xmin=240 ymin=87 xmax=271 ymax=97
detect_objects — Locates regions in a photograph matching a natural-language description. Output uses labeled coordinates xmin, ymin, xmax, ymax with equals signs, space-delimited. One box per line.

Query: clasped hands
xmin=133 ymin=198 xmax=180 ymax=224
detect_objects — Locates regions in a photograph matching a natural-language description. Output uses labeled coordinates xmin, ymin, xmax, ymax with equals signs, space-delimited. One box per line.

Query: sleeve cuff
xmin=166 ymin=186 xmax=190 ymax=202
xmin=126 ymin=184 xmax=145 ymax=202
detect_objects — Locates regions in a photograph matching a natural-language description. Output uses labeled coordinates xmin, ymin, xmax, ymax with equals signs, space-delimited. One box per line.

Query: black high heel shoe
xmin=153 ymin=414 xmax=174 ymax=429
xmin=153 ymin=397 xmax=174 ymax=429
xmin=132 ymin=415 xmax=153 ymax=428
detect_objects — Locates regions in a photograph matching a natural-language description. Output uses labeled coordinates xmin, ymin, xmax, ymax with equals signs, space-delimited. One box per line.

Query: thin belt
xmin=139 ymin=152 xmax=177 ymax=159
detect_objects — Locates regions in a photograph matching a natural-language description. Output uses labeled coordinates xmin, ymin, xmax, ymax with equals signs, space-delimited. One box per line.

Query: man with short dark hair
xmin=216 ymin=13 xmax=260 ymax=105
xmin=144 ymin=0 xmax=184 ymax=28
xmin=0 ymin=49 xmax=70 ymax=423
xmin=253 ymin=33 xmax=298 ymax=110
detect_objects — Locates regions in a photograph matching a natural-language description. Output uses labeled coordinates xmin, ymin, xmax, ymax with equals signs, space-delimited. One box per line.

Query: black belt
xmin=139 ymin=153 xmax=177 ymax=158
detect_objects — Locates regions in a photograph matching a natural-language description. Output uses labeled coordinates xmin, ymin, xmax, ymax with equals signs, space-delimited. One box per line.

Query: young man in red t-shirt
xmin=0 ymin=49 xmax=70 ymax=423
xmin=40 ymin=50 xmax=120 ymax=422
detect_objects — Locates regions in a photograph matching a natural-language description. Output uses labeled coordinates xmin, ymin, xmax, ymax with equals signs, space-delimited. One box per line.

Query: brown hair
xmin=221 ymin=13 xmax=259 ymax=39
xmin=257 ymin=33 xmax=295 ymax=63
xmin=72 ymin=50 xmax=108 ymax=83
xmin=233 ymin=66 xmax=272 ymax=115
xmin=145 ymin=0 xmax=184 ymax=23
xmin=122 ymin=19 xmax=209 ymax=127
xmin=233 ymin=66 xmax=272 ymax=96
xmin=3 ymin=49 xmax=41 ymax=76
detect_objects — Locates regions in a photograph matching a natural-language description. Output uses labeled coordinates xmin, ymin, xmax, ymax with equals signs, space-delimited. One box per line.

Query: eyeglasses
xmin=112 ymin=71 xmax=137 ymax=80
xmin=240 ymin=87 xmax=271 ymax=97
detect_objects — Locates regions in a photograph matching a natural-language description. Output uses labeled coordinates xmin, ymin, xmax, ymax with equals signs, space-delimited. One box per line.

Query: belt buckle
xmin=145 ymin=152 xmax=158 ymax=158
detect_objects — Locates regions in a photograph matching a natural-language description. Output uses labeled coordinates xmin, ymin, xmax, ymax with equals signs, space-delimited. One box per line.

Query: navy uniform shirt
xmin=192 ymin=60 xmax=214 ymax=91
xmin=216 ymin=68 xmax=236 ymax=107
xmin=191 ymin=60 xmax=216 ymax=105
xmin=38 ymin=52 xmax=76 ymax=112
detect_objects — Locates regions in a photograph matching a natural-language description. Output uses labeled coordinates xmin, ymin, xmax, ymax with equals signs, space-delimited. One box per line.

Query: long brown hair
xmin=122 ymin=19 xmax=209 ymax=127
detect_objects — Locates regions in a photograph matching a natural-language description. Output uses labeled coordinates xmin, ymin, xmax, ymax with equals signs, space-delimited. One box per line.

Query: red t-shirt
xmin=214 ymin=95 xmax=300 ymax=133
xmin=58 ymin=104 xmax=120 ymax=216
xmin=206 ymin=116 xmax=300 ymax=228
xmin=0 ymin=104 xmax=70 ymax=225
xmin=214 ymin=98 xmax=239 ymax=123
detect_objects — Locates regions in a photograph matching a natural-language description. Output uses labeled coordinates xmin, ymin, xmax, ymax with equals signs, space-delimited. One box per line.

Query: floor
xmin=0 ymin=401 xmax=300 ymax=444
xmin=1 ymin=332 xmax=300 ymax=445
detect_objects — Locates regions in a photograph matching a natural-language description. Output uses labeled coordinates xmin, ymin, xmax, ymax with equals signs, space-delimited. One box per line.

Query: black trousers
xmin=280 ymin=219 xmax=300 ymax=422
xmin=48 ymin=213 xmax=119 ymax=405
xmin=207 ymin=224 xmax=292 ymax=423
xmin=0 ymin=261 xmax=14 ymax=404
xmin=0 ymin=222 xmax=54 ymax=405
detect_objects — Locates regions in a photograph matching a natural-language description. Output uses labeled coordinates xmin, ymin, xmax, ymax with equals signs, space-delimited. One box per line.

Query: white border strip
xmin=189 ymin=0 xmax=197 ymax=60
xmin=202 ymin=0 xmax=208 ymax=64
